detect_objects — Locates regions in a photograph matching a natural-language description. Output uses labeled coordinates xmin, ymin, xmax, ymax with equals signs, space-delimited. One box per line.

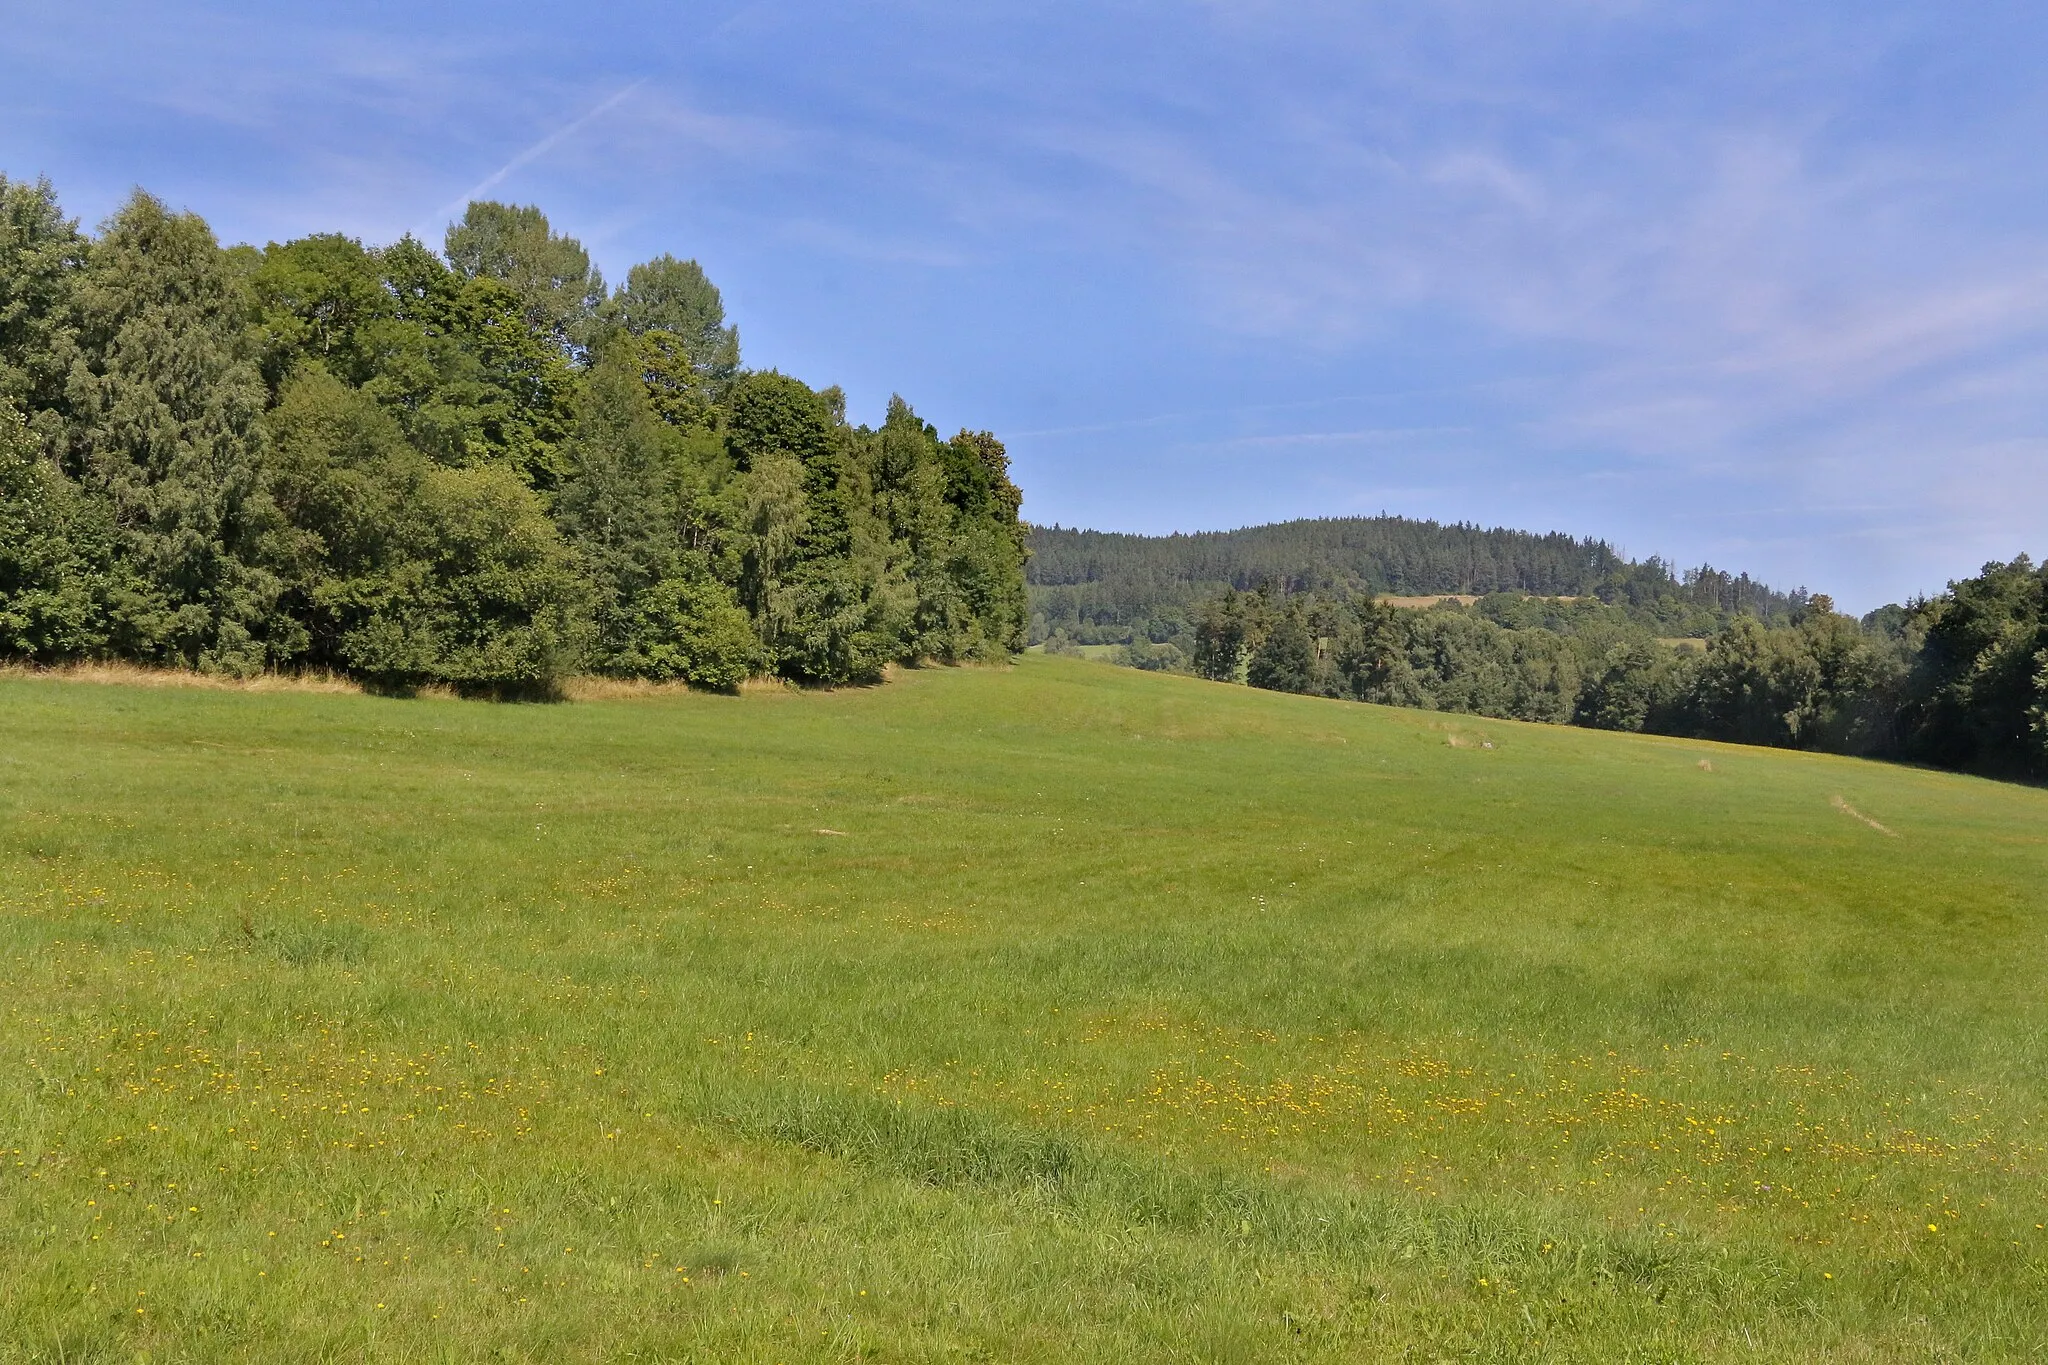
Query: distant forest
xmin=1029 ymin=518 xmax=2048 ymax=780
xmin=0 ymin=175 xmax=1027 ymax=693
xmin=1028 ymin=517 xmax=1801 ymax=652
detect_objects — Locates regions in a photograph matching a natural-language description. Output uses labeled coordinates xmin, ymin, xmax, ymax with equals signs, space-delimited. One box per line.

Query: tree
xmin=608 ymin=254 xmax=738 ymax=384
xmin=261 ymin=367 xmax=592 ymax=693
xmin=1336 ymin=601 xmax=1427 ymax=708
xmin=940 ymin=430 xmax=1029 ymax=655
xmin=444 ymin=201 xmax=605 ymax=350
xmin=1193 ymin=589 xmax=1269 ymax=682
xmin=246 ymin=233 xmax=393 ymax=389
xmin=64 ymin=191 xmax=290 ymax=674
xmin=1574 ymin=639 xmax=1675 ymax=732
xmin=872 ymin=397 xmax=964 ymax=660
xmin=0 ymin=173 xmax=1032 ymax=694
xmin=1247 ymin=598 xmax=1322 ymax=694
xmin=554 ymin=342 xmax=756 ymax=686
xmin=345 ymin=463 xmax=591 ymax=694
xmin=0 ymin=175 xmax=84 ymax=447
xmin=1902 ymin=557 xmax=2048 ymax=774
xmin=0 ymin=399 xmax=128 ymax=659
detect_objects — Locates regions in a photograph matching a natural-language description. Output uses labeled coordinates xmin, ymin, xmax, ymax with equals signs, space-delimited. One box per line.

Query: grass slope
xmin=3 ymin=657 xmax=2045 ymax=1362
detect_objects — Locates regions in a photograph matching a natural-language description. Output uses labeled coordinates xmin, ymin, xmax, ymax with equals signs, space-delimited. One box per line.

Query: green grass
xmin=3 ymin=656 xmax=2045 ymax=1362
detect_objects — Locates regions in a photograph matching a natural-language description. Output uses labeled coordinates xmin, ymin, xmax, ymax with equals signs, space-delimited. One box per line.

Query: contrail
xmin=429 ymin=79 xmax=647 ymax=229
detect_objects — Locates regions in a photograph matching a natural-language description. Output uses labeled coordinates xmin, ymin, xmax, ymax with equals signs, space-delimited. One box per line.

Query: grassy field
xmin=2 ymin=656 xmax=2045 ymax=1362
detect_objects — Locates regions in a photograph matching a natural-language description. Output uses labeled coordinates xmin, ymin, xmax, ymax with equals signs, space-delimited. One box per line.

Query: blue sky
xmin=6 ymin=1 xmax=2047 ymax=609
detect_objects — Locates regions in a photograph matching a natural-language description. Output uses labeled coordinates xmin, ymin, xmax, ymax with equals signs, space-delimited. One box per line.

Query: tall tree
xmin=555 ymin=342 xmax=755 ymax=687
xmin=609 ymin=254 xmax=738 ymax=384
xmin=64 ymin=191 xmax=289 ymax=673
xmin=444 ymin=201 xmax=605 ymax=354
xmin=727 ymin=371 xmax=908 ymax=682
xmin=940 ymin=429 xmax=1029 ymax=655
xmin=262 ymin=367 xmax=590 ymax=692
xmin=0 ymin=176 xmax=84 ymax=449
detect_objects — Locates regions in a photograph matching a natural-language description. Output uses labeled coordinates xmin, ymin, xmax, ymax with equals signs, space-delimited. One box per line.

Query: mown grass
xmin=2 ymin=655 xmax=2045 ymax=1362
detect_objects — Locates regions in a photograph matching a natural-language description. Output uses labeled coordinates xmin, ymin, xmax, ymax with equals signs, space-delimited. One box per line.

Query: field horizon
xmin=4 ymin=656 xmax=2045 ymax=1361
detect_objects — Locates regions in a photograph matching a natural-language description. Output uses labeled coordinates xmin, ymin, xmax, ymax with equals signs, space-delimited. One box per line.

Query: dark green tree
xmin=1193 ymin=588 xmax=1270 ymax=682
xmin=261 ymin=366 xmax=591 ymax=693
xmin=554 ymin=343 xmax=755 ymax=687
xmin=0 ymin=175 xmax=84 ymax=449
xmin=246 ymin=233 xmax=393 ymax=389
xmin=1247 ymin=597 xmax=1324 ymax=695
xmin=1902 ymin=558 xmax=2048 ymax=774
xmin=0 ymin=173 xmax=1032 ymax=695
xmin=939 ymin=430 xmax=1029 ymax=656
xmin=64 ymin=191 xmax=290 ymax=674
xmin=0 ymin=399 xmax=131 ymax=659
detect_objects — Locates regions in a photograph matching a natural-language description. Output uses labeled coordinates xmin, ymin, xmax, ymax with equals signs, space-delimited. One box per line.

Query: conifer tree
xmin=65 ymin=191 xmax=287 ymax=673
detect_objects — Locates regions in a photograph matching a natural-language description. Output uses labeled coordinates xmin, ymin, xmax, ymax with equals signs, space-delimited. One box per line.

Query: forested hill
xmin=1027 ymin=517 xmax=1800 ymax=646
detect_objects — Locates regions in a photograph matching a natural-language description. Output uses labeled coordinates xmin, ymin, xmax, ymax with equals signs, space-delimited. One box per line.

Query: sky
xmin=6 ymin=1 xmax=2047 ymax=611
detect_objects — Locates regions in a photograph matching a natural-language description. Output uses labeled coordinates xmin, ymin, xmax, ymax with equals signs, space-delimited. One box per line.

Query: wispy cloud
xmin=12 ymin=0 xmax=2048 ymax=606
xmin=428 ymin=80 xmax=648 ymax=229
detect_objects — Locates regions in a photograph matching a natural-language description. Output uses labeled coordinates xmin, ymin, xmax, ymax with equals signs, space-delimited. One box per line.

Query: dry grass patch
xmin=1379 ymin=594 xmax=1482 ymax=608
xmin=0 ymin=660 xmax=362 ymax=693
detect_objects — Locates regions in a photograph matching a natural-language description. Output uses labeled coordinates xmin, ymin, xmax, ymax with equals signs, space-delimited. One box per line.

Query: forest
xmin=0 ymin=175 xmax=1028 ymax=693
xmin=1025 ymin=516 xmax=2046 ymax=780
xmin=1181 ymin=566 xmax=2048 ymax=779
xmin=1027 ymin=517 xmax=1800 ymax=656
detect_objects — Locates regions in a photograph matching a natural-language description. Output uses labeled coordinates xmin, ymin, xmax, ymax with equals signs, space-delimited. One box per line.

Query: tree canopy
xmin=0 ymin=176 xmax=1027 ymax=693
xmin=1182 ymin=567 xmax=2047 ymax=780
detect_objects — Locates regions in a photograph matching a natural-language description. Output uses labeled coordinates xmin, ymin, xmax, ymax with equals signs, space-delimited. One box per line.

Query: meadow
xmin=2 ymin=656 xmax=2044 ymax=1362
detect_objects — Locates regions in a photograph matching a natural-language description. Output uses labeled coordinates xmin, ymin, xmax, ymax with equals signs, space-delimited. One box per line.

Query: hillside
xmin=4 ymin=660 xmax=2046 ymax=1361
xmin=1027 ymin=516 xmax=1801 ymax=649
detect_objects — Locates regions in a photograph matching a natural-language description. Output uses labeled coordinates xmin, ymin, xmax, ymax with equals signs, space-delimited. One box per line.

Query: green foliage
xmin=1336 ymin=600 xmax=1582 ymax=724
xmin=617 ymin=573 xmax=758 ymax=689
xmin=1902 ymin=557 xmax=2048 ymax=773
xmin=0 ymin=400 xmax=127 ymax=658
xmin=1031 ymin=516 xmax=1805 ymax=654
xmin=608 ymin=252 xmax=738 ymax=384
xmin=1193 ymin=588 xmax=1268 ymax=682
xmin=63 ymin=191 xmax=289 ymax=675
xmin=1183 ymin=575 xmax=2044 ymax=777
xmin=246 ymin=231 xmax=394 ymax=388
xmin=1575 ymin=638 xmax=1686 ymax=732
xmin=555 ymin=344 xmax=756 ymax=688
xmin=261 ymin=368 xmax=589 ymax=693
xmin=0 ymin=175 xmax=84 ymax=441
xmin=444 ymin=200 xmax=605 ymax=352
xmin=1246 ymin=597 xmax=1330 ymax=696
xmin=0 ymin=175 xmax=1028 ymax=692
xmin=341 ymin=463 xmax=591 ymax=694
xmin=1680 ymin=605 xmax=1901 ymax=752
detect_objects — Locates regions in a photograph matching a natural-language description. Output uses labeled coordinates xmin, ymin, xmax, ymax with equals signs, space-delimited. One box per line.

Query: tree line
xmin=1028 ymin=517 xmax=1801 ymax=665
xmin=1190 ymin=567 xmax=2048 ymax=779
xmin=0 ymin=176 xmax=1028 ymax=693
